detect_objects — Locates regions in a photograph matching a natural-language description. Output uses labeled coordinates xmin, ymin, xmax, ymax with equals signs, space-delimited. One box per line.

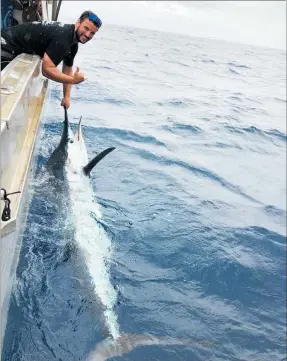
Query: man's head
xmin=75 ymin=11 xmax=102 ymax=44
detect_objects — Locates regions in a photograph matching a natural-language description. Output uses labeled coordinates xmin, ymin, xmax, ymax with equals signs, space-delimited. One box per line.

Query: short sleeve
xmin=63 ymin=43 xmax=78 ymax=67
xmin=45 ymin=38 xmax=70 ymax=66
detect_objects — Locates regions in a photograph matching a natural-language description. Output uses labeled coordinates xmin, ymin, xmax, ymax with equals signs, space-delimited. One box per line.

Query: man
xmin=1 ymin=10 xmax=102 ymax=109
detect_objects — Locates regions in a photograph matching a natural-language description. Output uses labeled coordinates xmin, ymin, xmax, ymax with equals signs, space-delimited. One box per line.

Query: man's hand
xmin=61 ymin=97 xmax=71 ymax=109
xmin=42 ymin=54 xmax=86 ymax=85
xmin=60 ymin=66 xmax=85 ymax=108
xmin=73 ymin=66 xmax=86 ymax=84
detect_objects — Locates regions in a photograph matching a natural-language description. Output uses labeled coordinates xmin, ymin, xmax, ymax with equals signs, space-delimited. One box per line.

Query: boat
xmin=0 ymin=0 xmax=62 ymax=356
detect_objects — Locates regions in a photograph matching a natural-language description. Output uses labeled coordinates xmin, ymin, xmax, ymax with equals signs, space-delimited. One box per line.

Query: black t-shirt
xmin=1 ymin=21 xmax=78 ymax=67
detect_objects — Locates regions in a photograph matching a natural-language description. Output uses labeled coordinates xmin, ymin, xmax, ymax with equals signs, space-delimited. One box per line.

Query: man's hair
xmin=79 ymin=10 xmax=102 ymax=28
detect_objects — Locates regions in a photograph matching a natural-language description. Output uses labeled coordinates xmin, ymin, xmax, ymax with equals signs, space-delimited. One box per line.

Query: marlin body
xmin=44 ymin=108 xmax=213 ymax=360
xmin=45 ymin=107 xmax=119 ymax=339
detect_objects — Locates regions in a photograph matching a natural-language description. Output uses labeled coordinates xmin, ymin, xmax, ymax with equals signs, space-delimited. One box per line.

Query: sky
xmin=58 ymin=1 xmax=286 ymax=50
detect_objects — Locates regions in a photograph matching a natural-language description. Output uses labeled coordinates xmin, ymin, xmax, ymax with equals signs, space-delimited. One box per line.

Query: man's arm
xmin=61 ymin=63 xmax=73 ymax=108
xmin=42 ymin=53 xmax=84 ymax=85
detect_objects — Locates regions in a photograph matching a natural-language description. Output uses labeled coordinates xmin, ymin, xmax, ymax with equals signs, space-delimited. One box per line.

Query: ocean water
xmin=2 ymin=25 xmax=286 ymax=361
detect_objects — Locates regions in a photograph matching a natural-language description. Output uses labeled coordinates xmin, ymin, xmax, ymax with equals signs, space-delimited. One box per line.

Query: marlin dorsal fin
xmin=45 ymin=106 xmax=70 ymax=172
xmin=59 ymin=106 xmax=69 ymax=147
xmin=83 ymin=147 xmax=116 ymax=176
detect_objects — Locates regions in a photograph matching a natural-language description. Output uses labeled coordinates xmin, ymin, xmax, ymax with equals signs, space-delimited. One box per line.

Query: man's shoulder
xmin=41 ymin=21 xmax=74 ymax=44
xmin=32 ymin=20 xmax=74 ymax=31
xmin=34 ymin=20 xmax=71 ymax=25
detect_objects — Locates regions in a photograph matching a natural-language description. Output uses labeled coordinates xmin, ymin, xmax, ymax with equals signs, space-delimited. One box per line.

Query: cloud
xmin=58 ymin=1 xmax=286 ymax=49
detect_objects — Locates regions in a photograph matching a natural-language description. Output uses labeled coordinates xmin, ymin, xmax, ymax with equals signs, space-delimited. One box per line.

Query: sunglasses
xmin=88 ymin=12 xmax=102 ymax=28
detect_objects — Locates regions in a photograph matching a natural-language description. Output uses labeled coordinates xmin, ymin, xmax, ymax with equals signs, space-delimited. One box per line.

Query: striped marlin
xmin=45 ymin=107 xmax=213 ymax=360
xmin=45 ymin=106 xmax=119 ymax=339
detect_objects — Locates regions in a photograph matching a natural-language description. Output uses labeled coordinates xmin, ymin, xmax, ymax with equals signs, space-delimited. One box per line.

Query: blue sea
xmin=2 ymin=25 xmax=286 ymax=361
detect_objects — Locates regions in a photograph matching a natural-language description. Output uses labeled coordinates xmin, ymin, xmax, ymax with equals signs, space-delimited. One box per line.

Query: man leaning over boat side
xmin=1 ymin=10 xmax=102 ymax=109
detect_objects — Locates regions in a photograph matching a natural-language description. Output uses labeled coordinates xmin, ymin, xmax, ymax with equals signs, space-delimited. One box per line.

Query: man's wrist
xmin=69 ymin=76 xmax=75 ymax=85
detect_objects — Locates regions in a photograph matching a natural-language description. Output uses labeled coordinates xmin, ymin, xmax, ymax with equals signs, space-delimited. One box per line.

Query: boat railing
xmin=0 ymin=53 xmax=48 ymax=237
xmin=0 ymin=1 xmax=64 ymax=235
xmin=0 ymin=0 xmax=63 ymax=355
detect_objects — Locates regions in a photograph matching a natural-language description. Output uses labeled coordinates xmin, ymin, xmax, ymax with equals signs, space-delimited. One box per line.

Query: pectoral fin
xmin=83 ymin=147 xmax=116 ymax=176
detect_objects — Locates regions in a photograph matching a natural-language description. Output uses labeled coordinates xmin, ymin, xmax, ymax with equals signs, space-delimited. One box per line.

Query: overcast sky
xmin=58 ymin=1 xmax=286 ymax=50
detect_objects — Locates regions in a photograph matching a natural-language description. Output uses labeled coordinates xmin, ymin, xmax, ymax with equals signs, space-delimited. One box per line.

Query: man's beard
xmin=75 ymin=29 xmax=82 ymax=43
xmin=75 ymin=29 xmax=89 ymax=44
